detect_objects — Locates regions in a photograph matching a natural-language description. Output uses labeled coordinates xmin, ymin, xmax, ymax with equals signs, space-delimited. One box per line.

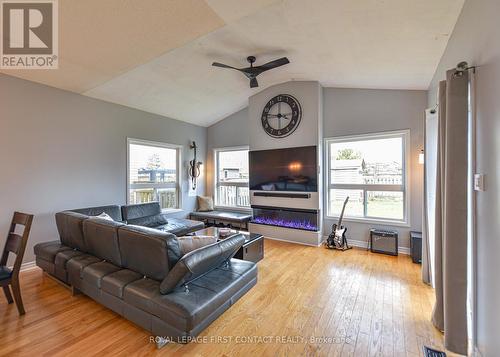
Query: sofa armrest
xmin=159 ymin=234 xmax=245 ymax=294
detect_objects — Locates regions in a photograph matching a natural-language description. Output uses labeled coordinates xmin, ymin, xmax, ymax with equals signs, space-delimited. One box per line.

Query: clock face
xmin=261 ymin=94 xmax=302 ymax=138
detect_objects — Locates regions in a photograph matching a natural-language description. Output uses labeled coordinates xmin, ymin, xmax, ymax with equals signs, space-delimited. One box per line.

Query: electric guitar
xmin=326 ymin=196 xmax=351 ymax=250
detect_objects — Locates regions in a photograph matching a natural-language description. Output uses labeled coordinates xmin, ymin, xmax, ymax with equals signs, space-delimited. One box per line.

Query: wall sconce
xmin=188 ymin=141 xmax=202 ymax=190
xmin=418 ymin=149 xmax=425 ymax=164
xmin=288 ymin=161 xmax=302 ymax=172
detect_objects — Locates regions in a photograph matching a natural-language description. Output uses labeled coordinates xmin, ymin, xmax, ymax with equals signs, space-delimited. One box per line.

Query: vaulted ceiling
xmin=1 ymin=0 xmax=464 ymax=126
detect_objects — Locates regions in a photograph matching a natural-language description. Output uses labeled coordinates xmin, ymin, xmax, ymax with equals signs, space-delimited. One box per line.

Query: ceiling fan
xmin=212 ymin=56 xmax=290 ymax=88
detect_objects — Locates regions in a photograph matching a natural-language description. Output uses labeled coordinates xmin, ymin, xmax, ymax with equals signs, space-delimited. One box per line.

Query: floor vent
xmin=423 ymin=346 xmax=446 ymax=357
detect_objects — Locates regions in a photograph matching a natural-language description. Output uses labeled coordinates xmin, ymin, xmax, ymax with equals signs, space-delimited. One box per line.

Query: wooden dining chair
xmin=1 ymin=212 xmax=34 ymax=315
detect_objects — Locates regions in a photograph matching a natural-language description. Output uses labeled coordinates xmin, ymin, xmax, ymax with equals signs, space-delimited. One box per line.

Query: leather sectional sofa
xmin=33 ymin=203 xmax=257 ymax=348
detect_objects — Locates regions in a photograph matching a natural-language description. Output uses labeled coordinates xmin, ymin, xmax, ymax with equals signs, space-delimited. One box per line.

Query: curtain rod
xmin=454 ymin=61 xmax=477 ymax=77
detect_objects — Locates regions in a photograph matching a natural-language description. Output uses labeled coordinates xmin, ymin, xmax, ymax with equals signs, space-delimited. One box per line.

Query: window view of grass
xmin=367 ymin=192 xmax=403 ymax=220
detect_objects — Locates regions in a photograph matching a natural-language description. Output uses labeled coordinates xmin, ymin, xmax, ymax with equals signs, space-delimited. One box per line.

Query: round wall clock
xmin=261 ymin=94 xmax=302 ymax=138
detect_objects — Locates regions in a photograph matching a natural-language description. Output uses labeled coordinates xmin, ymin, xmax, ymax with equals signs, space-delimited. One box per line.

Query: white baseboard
xmin=264 ymin=235 xmax=323 ymax=247
xmin=472 ymin=345 xmax=483 ymax=357
xmin=19 ymin=261 xmax=37 ymax=271
xmin=322 ymin=236 xmax=410 ymax=255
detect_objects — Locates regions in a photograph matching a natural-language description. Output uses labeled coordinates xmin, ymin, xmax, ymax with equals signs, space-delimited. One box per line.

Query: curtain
xmin=431 ymin=69 xmax=469 ymax=355
xmin=422 ymin=109 xmax=438 ymax=286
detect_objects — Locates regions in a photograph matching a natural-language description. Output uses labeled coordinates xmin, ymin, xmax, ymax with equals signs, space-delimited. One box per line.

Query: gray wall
xmin=427 ymin=0 xmax=500 ymax=355
xmin=0 ymin=74 xmax=207 ymax=264
xmin=206 ymin=107 xmax=249 ymax=198
xmin=248 ymin=81 xmax=322 ymax=150
xmin=323 ymin=88 xmax=426 ymax=249
xmin=207 ymin=87 xmax=426 ymax=248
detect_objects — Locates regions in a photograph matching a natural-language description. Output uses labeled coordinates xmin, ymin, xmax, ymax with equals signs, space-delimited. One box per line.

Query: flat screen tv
xmin=249 ymin=146 xmax=317 ymax=192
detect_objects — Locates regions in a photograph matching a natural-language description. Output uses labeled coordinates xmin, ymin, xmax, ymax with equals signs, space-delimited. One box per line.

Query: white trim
xmin=213 ymin=146 xmax=250 ymax=209
xmin=212 ymin=145 xmax=250 ymax=152
xmin=324 ymin=129 xmax=410 ymax=226
xmin=325 ymin=215 xmax=411 ymax=228
xmin=15 ymin=261 xmax=37 ymax=272
xmin=473 ymin=346 xmax=483 ymax=357
xmin=213 ymin=205 xmax=252 ymax=213
xmin=161 ymin=208 xmax=184 ymax=214
xmin=467 ymin=68 xmax=478 ymax=356
xmin=126 ymin=137 xmax=182 ymax=209
xmin=264 ymin=235 xmax=322 ymax=247
xmin=322 ymin=236 xmax=410 ymax=255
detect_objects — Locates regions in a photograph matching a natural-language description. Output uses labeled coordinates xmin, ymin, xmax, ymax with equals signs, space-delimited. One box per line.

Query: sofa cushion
xmin=83 ymin=218 xmax=124 ymax=266
xmin=193 ymin=262 xmax=257 ymax=295
xmin=121 ymin=202 xmax=161 ymax=221
xmin=101 ymin=269 xmax=142 ymax=299
xmin=128 ymin=214 xmax=169 ymax=228
xmin=156 ymin=218 xmax=205 ymax=236
xmin=124 ymin=258 xmax=257 ymax=332
xmin=0 ymin=266 xmax=12 ymax=280
xmin=66 ymin=254 xmax=102 ymax=280
xmin=54 ymin=249 xmax=84 ymax=269
xmin=34 ymin=241 xmax=72 ymax=262
xmin=82 ymin=261 xmax=121 ymax=288
xmin=159 ymin=234 xmax=245 ymax=294
xmin=123 ymin=277 xmax=161 ymax=313
xmin=35 ymin=257 xmax=55 ymax=275
xmin=54 ymin=249 xmax=84 ymax=283
xmin=72 ymin=205 xmax=122 ymax=221
xmin=121 ymin=202 xmax=171 ymax=227
xmin=55 ymin=211 xmax=89 ymax=251
xmin=118 ymin=225 xmax=181 ymax=281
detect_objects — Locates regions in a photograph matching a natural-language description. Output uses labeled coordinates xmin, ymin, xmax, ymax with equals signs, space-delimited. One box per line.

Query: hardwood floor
xmin=0 ymin=239 xmax=446 ymax=356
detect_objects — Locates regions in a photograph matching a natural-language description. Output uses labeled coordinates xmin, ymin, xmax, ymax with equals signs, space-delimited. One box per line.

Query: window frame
xmin=126 ymin=138 xmax=182 ymax=212
xmin=213 ymin=146 xmax=251 ymax=212
xmin=324 ymin=129 xmax=410 ymax=226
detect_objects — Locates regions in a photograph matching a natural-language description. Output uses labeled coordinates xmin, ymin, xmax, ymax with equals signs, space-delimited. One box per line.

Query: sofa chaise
xmin=33 ymin=203 xmax=257 ymax=348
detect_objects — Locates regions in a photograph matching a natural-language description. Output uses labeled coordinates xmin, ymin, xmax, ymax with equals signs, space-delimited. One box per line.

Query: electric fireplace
xmin=251 ymin=206 xmax=319 ymax=232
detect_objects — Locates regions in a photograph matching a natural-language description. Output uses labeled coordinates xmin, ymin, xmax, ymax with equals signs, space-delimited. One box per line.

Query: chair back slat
xmin=1 ymin=212 xmax=34 ymax=276
xmin=12 ymin=212 xmax=32 ymax=226
xmin=5 ymin=233 xmax=22 ymax=255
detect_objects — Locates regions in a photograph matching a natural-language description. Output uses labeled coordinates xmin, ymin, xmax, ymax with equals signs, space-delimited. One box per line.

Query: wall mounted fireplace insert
xmin=251 ymin=205 xmax=319 ymax=232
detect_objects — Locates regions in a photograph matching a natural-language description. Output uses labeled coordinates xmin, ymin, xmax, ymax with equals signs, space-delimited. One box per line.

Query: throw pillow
xmin=177 ymin=235 xmax=217 ymax=255
xmin=95 ymin=212 xmax=114 ymax=221
xmin=197 ymin=196 xmax=214 ymax=212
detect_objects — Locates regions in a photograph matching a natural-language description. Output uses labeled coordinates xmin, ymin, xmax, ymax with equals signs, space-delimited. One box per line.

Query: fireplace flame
xmin=252 ymin=216 xmax=317 ymax=231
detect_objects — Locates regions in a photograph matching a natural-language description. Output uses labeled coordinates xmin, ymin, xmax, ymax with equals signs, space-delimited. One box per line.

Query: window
xmin=127 ymin=138 xmax=181 ymax=210
xmin=326 ymin=130 xmax=409 ymax=224
xmin=214 ymin=147 xmax=250 ymax=209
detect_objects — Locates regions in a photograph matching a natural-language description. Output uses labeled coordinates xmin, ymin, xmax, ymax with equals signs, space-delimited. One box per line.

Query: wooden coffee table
xmin=190 ymin=227 xmax=264 ymax=263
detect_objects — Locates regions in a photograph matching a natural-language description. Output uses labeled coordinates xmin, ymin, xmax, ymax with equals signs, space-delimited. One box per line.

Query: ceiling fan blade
xmin=212 ymin=62 xmax=239 ymax=70
xmin=255 ymin=57 xmax=290 ymax=72
xmin=250 ymin=77 xmax=259 ymax=88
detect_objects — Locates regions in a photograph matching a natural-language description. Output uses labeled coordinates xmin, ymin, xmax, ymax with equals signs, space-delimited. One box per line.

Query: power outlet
xmin=474 ymin=173 xmax=485 ymax=191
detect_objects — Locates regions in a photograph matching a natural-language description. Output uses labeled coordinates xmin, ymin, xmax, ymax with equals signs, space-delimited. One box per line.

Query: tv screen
xmin=249 ymin=146 xmax=317 ymax=192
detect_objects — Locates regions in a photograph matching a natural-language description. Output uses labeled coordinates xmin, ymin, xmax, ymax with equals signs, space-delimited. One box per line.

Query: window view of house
xmin=128 ymin=140 xmax=179 ymax=209
xmin=327 ymin=131 xmax=407 ymax=222
xmin=215 ymin=148 xmax=249 ymax=208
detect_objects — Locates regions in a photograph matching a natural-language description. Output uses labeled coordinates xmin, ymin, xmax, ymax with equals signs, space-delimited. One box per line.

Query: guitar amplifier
xmin=369 ymin=229 xmax=398 ymax=256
